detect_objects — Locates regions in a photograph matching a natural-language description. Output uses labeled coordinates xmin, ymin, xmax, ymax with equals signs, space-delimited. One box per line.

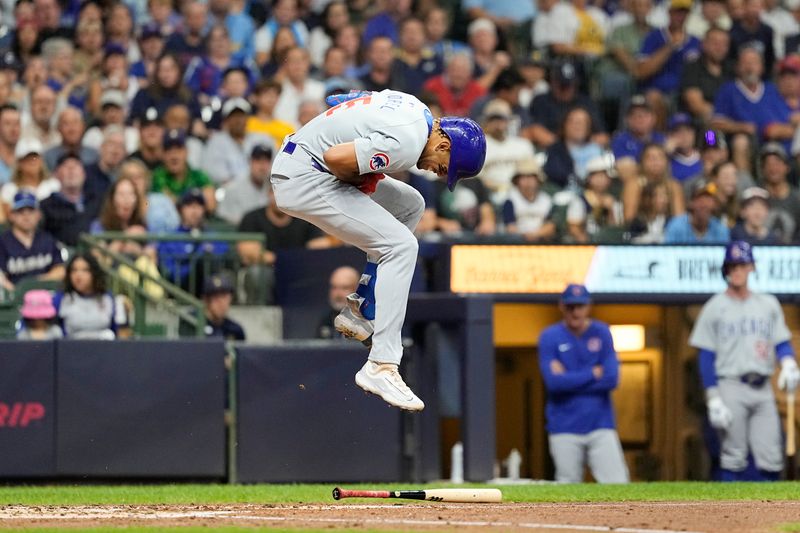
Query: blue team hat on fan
xmin=561 ymin=283 xmax=591 ymax=305
xmin=12 ymin=191 xmax=38 ymax=211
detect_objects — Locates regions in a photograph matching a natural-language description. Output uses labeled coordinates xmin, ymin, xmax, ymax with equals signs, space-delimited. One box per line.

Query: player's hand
xmin=707 ymin=396 xmax=733 ymax=430
xmin=357 ymin=172 xmax=385 ymax=194
xmin=778 ymin=358 xmax=800 ymax=392
xmin=550 ymin=360 xmax=565 ymax=375
xmin=325 ymin=90 xmax=372 ymax=107
xmin=592 ymin=365 xmax=604 ymax=379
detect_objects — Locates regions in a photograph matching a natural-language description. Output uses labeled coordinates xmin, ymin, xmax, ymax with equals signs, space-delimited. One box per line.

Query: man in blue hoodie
xmin=538 ymin=284 xmax=630 ymax=483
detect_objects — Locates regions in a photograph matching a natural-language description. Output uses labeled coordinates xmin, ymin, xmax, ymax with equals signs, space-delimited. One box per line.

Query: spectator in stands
xmin=680 ymin=26 xmax=733 ymax=123
xmin=0 ymin=104 xmax=21 ymax=185
xmin=12 ymin=16 xmax=42 ymax=67
xmin=43 ymin=107 xmax=98 ymax=171
xmin=317 ymin=265 xmax=359 ymax=339
xmin=84 ymin=127 xmax=127 ymax=200
xmin=152 ymin=129 xmax=216 ymax=211
xmin=529 ymin=59 xmax=608 ymax=149
xmin=532 ymin=0 xmax=576 ymax=54
xmin=666 ymin=113 xmax=703 ymax=182
xmin=254 ymin=0 xmax=309 ymax=67
xmin=259 ymin=26 xmax=300 ymax=79
xmin=597 ymin=0 xmax=654 ymax=131
xmin=729 ymin=0 xmax=775 ymax=75
xmin=776 ymin=55 xmax=800 ymax=114
xmin=543 ymin=107 xmax=605 ymax=191
xmin=216 ymin=144 xmax=271 ymax=225
xmin=84 ymin=45 xmax=139 ymax=118
xmin=362 ymin=0 xmax=412 ymax=46
xmin=73 ymin=21 xmax=103 ymax=79
xmin=464 ymin=0 xmax=536 ymax=44
xmin=759 ymin=142 xmax=800 ymax=243
xmin=35 ymin=0 xmax=72 ymax=41
xmin=194 ymin=272 xmax=245 ymax=340
xmin=636 ymin=0 xmax=701 ymax=128
xmin=731 ymin=186 xmax=781 ymax=243
xmin=686 ymin=0 xmax=733 ymax=38
xmin=90 ymin=176 xmax=150 ymax=259
xmin=334 ymin=24 xmax=364 ymax=79
xmin=39 ymin=152 xmax=101 ymax=247
xmin=623 ymin=143 xmax=685 ymax=222
xmin=393 ymin=17 xmax=443 ymax=95
xmin=308 ymin=1 xmax=350 ymax=68
xmin=567 ymin=155 xmax=624 ymax=243
xmin=435 ymin=172 xmax=496 ymax=237
xmin=129 ymin=53 xmax=201 ymax=131
xmin=629 ymin=181 xmax=672 ymax=243
xmin=53 ymin=252 xmax=128 ymax=340
xmin=246 ymin=80 xmax=294 ymax=147
xmin=162 ymin=104 xmax=204 ymax=168
xmin=297 ymin=100 xmax=324 ymax=127
xmin=0 ymin=191 xmax=64 ymax=290
xmin=709 ymin=160 xmax=741 ymax=226
xmin=466 ymin=18 xmax=512 ymax=91
xmin=122 ymin=158 xmax=179 ymax=234
xmin=476 ymin=98 xmax=535 ymax=204
xmin=664 ymin=179 xmax=730 ymax=243
xmin=21 ymin=84 xmax=59 ymax=149
xmin=16 ymin=288 xmax=62 ymax=340
xmin=0 ymin=137 xmax=60 ymax=220
xmin=502 ymin=158 xmax=557 ymax=242
xmin=165 ymin=1 xmax=209 ymax=68
xmin=105 ymin=2 xmax=140 ymax=64
xmin=208 ymin=0 xmax=254 ymax=63
xmin=423 ymin=52 xmax=487 ymax=118
xmin=611 ymin=95 xmax=665 ymax=182
xmin=130 ymin=107 xmax=164 ymax=171
xmin=42 ymin=38 xmax=84 ymax=109
xmin=319 ymin=47 xmax=363 ymax=95
xmin=157 ymin=188 xmax=228 ymax=291
xmin=469 ymin=67 xmax=529 ymax=135
xmin=358 ymin=36 xmax=403 ymax=92
xmin=538 ymin=283 xmax=629 ymax=484
xmin=202 ymin=98 xmax=273 ymax=185
xmin=237 ymin=185 xmax=331 ymax=304
xmin=131 ymin=23 xmax=166 ymax=86
xmin=273 ymin=47 xmax=325 ymax=128
xmin=185 ymin=26 xmax=256 ymax=105
xmin=685 ymin=129 xmax=755 ymax=194
xmin=785 ymin=0 xmax=800 ymax=56
xmin=425 ymin=6 xmax=469 ymax=61
xmin=82 ymin=91 xmax=138 ymax=155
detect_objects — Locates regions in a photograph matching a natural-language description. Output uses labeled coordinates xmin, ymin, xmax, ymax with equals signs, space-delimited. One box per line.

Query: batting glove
xmin=707 ymin=396 xmax=733 ymax=430
xmin=778 ymin=358 xmax=800 ymax=392
xmin=358 ymin=172 xmax=385 ymax=194
xmin=326 ymin=90 xmax=372 ymax=107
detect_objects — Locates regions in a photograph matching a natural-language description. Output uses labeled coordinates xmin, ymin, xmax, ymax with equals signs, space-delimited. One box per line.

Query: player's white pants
xmin=271 ymin=149 xmax=424 ymax=365
xmin=549 ymin=429 xmax=630 ymax=483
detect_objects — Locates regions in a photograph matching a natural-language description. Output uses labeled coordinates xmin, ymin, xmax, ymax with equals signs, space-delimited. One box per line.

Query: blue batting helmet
xmin=722 ymin=240 xmax=754 ymax=279
xmin=439 ymin=117 xmax=487 ymax=191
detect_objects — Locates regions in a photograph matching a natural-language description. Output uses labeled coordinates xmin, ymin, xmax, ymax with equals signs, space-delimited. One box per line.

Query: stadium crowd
xmin=1 ymin=0 xmax=800 ymax=331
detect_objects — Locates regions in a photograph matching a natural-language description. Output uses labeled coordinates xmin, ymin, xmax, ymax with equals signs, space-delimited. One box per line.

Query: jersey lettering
xmin=325 ymin=96 xmax=372 ymax=116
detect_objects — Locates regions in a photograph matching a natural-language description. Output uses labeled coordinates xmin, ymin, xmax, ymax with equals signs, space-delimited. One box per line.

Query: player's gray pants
xmin=717 ymin=379 xmax=783 ymax=472
xmin=271 ymin=149 xmax=424 ymax=365
xmin=549 ymin=429 xmax=630 ymax=483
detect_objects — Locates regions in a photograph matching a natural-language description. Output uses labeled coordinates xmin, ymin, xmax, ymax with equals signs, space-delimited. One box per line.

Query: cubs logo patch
xmin=587 ymin=337 xmax=602 ymax=352
xmin=369 ymin=153 xmax=389 ymax=171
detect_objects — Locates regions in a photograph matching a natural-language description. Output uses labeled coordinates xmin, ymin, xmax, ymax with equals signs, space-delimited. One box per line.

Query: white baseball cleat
xmin=355 ymin=361 xmax=425 ymax=411
xmin=334 ymin=295 xmax=373 ymax=346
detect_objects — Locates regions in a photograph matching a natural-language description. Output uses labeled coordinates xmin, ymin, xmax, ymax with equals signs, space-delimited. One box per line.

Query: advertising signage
xmin=450 ymin=245 xmax=800 ymax=295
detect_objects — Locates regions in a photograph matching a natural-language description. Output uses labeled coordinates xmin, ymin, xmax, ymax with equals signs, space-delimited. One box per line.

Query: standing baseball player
xmin=270 ymin=89 xmax=486 ymax=411
xmin=538 ymin=284 xmax=630 ymax=483
xmin=690 ymin=240 xmax=800 ymax=481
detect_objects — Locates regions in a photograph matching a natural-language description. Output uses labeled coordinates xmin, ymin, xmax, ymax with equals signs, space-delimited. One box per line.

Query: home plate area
xmin=1 ymin=501 xmax=798 ymax=532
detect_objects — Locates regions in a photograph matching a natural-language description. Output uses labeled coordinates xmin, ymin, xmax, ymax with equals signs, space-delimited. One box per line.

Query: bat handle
xmin=788 ymin=392 xmax=796 ymax=457
xmin=332 ymin=487 xmax=342 ymax=500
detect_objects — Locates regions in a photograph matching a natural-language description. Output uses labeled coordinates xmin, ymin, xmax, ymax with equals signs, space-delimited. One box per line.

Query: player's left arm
xmin=583 ymin=326 xmax=620 ymax=392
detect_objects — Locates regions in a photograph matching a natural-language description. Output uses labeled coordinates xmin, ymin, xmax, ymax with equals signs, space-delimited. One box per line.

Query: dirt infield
xmin=0 ymin=500 xmax=798 ymax=532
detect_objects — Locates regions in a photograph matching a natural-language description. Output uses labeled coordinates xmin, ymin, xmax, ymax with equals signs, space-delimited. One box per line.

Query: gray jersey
xmin=689 ymin=291 xmax=791 ymax=377
xmin=288 ymin=90 xmax=430 ymax=175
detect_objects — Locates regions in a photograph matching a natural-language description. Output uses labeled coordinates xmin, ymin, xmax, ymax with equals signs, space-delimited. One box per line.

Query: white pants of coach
xmin=549 ymin=429 xmax=630 ymax=483
xmin=271 ymin=148 xmax=424 ymax=365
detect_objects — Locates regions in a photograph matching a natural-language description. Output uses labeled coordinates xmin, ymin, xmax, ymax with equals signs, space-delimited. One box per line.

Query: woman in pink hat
xmin=16 ymin=289 xmax=63 ymax=340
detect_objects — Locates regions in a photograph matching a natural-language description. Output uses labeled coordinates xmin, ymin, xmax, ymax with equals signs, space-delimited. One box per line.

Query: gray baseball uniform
xmin=689 ymin=291 xmax=791 ymax=472
xmin=270 ymin=90 xmax=428 ymax=365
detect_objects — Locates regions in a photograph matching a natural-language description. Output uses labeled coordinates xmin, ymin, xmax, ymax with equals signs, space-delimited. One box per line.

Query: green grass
xmin=780 ymin=524 xmax=800 ymax=533
xmin=0 ymin=482 xmax=799 ymax=506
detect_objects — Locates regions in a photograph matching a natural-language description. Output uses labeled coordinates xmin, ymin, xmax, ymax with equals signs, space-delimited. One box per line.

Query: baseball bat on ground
xmin=788 ymin=392 xmax=796 ymax=457
xmin=332 ymin=487 xmax=502 ymax=503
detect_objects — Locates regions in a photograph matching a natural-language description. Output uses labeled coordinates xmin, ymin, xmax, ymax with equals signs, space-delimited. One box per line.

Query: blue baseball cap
xmin=561 ymin=283 xmax=591 ymax=305
xmin=668 ymin=112 xmax=693 ymax=131
xmin=163 ymin=128 xmax=187 ymax=150
xmin=12 ymin=191 xmax=38 ymax=211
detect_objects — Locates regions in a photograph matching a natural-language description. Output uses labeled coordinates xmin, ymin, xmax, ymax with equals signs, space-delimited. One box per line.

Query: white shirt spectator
xmin=201 ymin=131 xmax=274 ymax=185
xmin=762 ymin=5 xmax=799 ymax=58
xmin=274 ymin=78 xmax=326 ymax=128
xmin=1 ymin=178 xmax=61 ymax=206
xmin=479 ymin=134 xmax=536 ymax=204
xmin=505 ymin=186 xmax=553 ymax=234
xmin=254 ymin=20 xmax=309 ymax=57
xmin=533 ymin=2 xmax=578 ymax=50
xmin=216 ymin=176 xmax=269 ymax=225
xmin=83 ymin=125 xmax=140 ymax=154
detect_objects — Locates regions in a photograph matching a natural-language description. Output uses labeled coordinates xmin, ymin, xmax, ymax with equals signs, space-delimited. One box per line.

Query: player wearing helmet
xmin=690 ymin=241 xmax=800 ymax=480
xmin=269 ymin=89 xmax=487 ymax=411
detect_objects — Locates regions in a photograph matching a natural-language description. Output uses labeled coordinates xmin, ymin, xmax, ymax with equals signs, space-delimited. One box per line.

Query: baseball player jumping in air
xmin=690 ymin=241 xmax=800 ymax=481
xmin=270 ymin=89 xmax=486 ymax=411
